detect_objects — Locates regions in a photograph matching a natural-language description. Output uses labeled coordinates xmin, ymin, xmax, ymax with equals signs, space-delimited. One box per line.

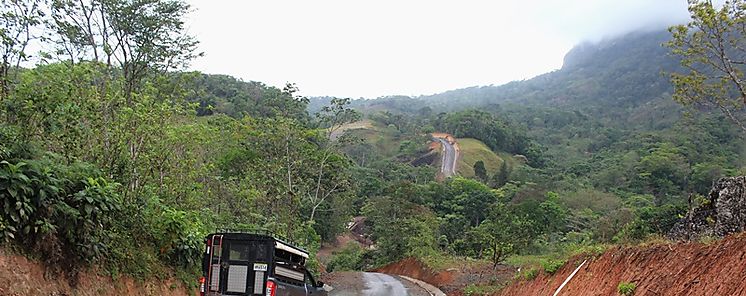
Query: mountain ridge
xmin=310 ymin=29 xmax=682 ymax=122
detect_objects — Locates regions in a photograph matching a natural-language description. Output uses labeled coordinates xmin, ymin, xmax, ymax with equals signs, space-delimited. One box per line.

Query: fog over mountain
xmin=185 ymin=0 xmax=693 ymax=99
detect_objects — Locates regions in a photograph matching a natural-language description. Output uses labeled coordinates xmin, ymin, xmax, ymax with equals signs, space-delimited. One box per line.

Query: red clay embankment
xmin=374 ymin=258 xmax=455 ymax=289
xmin=0 ymin=249 xmax=189 ymax=296
xmin=499 ymin=233 xmax=746 ymax=296
xmin=375 ymin=257 xmax=515 ymax=295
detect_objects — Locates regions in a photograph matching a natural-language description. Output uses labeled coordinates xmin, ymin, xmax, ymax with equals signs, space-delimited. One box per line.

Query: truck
xmin=199 ymin=232 xmax=327 ymax=296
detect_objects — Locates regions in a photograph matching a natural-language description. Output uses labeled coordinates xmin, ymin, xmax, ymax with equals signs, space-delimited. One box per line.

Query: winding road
xmin=436 ymin=137 xmax=458 ymax=178
xmin=362 ymin=273 xmax=411 ymax=296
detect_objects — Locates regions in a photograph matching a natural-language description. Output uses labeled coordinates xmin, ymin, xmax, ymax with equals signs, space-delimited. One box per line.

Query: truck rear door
xmin=219 ymin=239 xmax=272 ymax=295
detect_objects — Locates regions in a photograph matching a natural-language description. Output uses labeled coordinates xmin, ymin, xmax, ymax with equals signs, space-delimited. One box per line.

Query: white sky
xmin=184 ymin=0 xmax=691 ymax=99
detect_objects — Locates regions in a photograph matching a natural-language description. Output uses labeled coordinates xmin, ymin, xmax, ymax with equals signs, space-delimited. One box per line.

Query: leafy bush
xmin=0 ymin=158 xmax=122 ymax=274
xmin=541 ymin=259 xmax=566 ymax=274
xmin=618 ymin=281 xmax=636 ymax=295
xmin=0 ymin=124 xmax=34 ymax=161
xmin=463 ymin=283 xmax=503 ymax=296
xmin=54 ymin=176 xmax=121 ymax=262
xmin=327 ymin=242 xmax=367 ymax=272
xmin=568 ymin=243 xmax=608 ymax=257
xmin=614 ymin=204 xmax=686 ymax=243
xmin=522 ymin=268 xmax=539 ymax=280
xmin=154 ymin=207 xmax=204 ymax=267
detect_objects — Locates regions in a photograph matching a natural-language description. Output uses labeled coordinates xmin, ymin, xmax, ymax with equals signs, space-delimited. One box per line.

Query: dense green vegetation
xmin=0 ymin=0 xmax=358 ymax=284
xmin=317 ymin=25 xmax=746 ymax=272
xmin=2 ymin=1 xmax=745 ymax=293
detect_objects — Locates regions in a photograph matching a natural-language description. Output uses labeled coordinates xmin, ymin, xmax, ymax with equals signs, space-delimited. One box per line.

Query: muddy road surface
xmin=323 ymin=272 xmax=431 ymax=296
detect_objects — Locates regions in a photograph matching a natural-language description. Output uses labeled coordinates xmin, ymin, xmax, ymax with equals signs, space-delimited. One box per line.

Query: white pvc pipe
xmin=552 ymin=260 xmax=587 ymax=296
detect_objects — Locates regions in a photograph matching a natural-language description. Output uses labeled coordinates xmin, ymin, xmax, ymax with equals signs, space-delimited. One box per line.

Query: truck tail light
xmin=199 ymin=276 xmax=206 ymax=296
xmin=266 ymin=280 xmax=276 ymax=296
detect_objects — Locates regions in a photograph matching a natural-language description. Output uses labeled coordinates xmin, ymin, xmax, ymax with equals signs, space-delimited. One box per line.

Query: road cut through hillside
xmin=498 ymin=233 xmax=746 ymax=296
xmin=432 ymin=133 xmax=459 ymax=178
xmin=0 ymin=248 xmax=187 ymax=296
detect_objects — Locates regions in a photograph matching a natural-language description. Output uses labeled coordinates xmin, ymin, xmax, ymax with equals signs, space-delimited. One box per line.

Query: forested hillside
xmin=0 ymin=0 xmax=359 ymax=287
xmin=319 ymin=28 xmax=746 ymax=285
xmin=2 ymin=0 xmax=746 ymax=295
xmin=425 ymin=31 xmax=680 ymax=113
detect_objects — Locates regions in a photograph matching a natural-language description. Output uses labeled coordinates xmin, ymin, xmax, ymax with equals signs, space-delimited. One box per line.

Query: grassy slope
xmin=344 ymin=124 xmax=517 ymax=180
xmin=456 ymin=138 xmax=507 ymax=178
xmin=345 ymin=121 xmax=405 ymax=158
xmin=333 ymin=119 xmax=374 ymax=135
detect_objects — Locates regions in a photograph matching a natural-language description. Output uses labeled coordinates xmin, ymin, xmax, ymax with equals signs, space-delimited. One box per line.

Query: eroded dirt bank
xmin=499 ymin=233 xmax=746 ymax=296
xmin=0 ymin=249 xmax=189 ymax=296
xmin=374 ymin=257 xmax=515 ymax=295
xmin=374 ymin=258 xmax=453 ymax=289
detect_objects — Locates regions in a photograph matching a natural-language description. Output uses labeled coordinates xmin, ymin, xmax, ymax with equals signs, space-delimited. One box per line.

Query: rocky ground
xmin=669 ymin=176 xmax=746 ymax=240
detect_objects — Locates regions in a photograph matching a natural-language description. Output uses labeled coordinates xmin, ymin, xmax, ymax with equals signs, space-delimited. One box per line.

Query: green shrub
xmin=569 ymin=243 xmax=608 ymax=257
xmin=327 ymin=242 xmax=367 ymax=272
xmin=0 ymin=158 xmax=122 ymax=273
xmin=541 ymin=259 xmax=566 ymax=274
xmin=0 ymin=216 xmax=15 ymax=241
xmin=62 ymin=179 xmax=117 ymax=263
xmin=154 ymin=207 xmax=204 ymax=267
xmin=463 ymin=283 xmax=503 ymax=296
xmin=0 ymin=124 xmax=34 ymax=161
xmin=618 ymin=281 xmax=636 ymax=295
xmin=522 ymin=268 xmax=538 ymax=280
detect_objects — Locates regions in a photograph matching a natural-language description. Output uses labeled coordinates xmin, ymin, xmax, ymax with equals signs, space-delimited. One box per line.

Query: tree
xmin=469 ymin=202 xmax=531 ymax=268
xmin=491 ymin=161 xmax=510 ymax=188
xmin=433 ymin=178 xmax=498 ymax=227
xmin=362 ymin=195 xmax=438 ymax=263
xmin=307 ymin=97 xmax=359 ymax=222
xmin=667 ymin=0 xmax=746 ymax=132
xmin=50 ymin=0 xmax=201 ymax=102
xmin=473 ymin=160 xmax=487 ymax=182
xmin=45 ymin=0 xmax=202 ymax=199
xmin=0 ymin=0 xmax=45 ymax=104
xmin=633 ymin=144 xmax=690 ymax=204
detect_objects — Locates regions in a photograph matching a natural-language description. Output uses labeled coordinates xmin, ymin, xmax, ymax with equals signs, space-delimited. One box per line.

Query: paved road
xmin=436 ymin=138 xmax=457 ymax=177
xmin=362 ymin=273 xmax=410 ymax=296
xmin=325 ymin=272 xmax=431 ymax=296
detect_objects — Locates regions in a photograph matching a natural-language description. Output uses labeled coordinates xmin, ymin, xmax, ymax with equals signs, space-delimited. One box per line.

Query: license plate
xmin=253 ymin=263 xmax=268 ymax=271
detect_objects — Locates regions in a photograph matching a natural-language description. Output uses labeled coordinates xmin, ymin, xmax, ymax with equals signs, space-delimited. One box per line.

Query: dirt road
xmin=323 ymin=272 xmax=431 ymax=296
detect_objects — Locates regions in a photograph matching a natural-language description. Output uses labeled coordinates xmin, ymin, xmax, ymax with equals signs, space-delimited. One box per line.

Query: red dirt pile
xmin=0 ymin=249 xmax=189 ymax=296
xmin=498 ymin=233 xmax=746 ymax=296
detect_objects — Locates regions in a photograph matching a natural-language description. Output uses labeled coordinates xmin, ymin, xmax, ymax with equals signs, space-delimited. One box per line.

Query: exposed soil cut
xmin=0 ymin=248 xmax=188 ymax=296
xmin=498 ymin=233 xmax=746 ymax=296
xmin=431 ymin=133 xmax=456 ymax=144
xmin=348 ymin=216 xmax=374 ymax=247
